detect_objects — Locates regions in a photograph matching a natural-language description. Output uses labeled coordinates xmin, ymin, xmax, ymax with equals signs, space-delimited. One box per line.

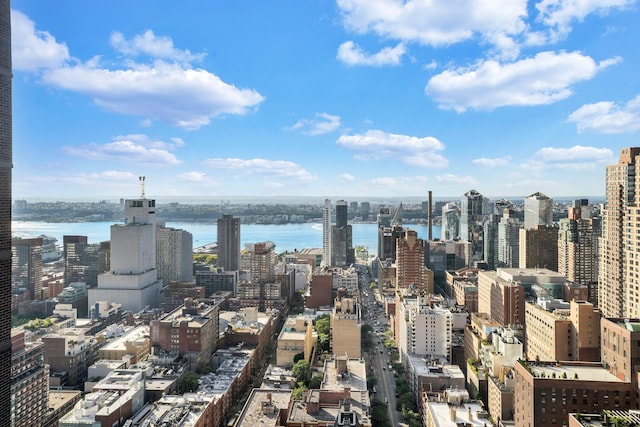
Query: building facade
xmin=599 ymin=147 xmax=640 ymax=318
xmin=156 ymin=224 xmax=193 ymax=283
xmin=524 ymin=192 xmax=553 ymax=230
xmin=217 ymin=214 xmax=241 ymax=272
xmin=460 ymin=189 xmax=486 ymax=263
xmin=89 ymin=194 xmax=163 ymax=313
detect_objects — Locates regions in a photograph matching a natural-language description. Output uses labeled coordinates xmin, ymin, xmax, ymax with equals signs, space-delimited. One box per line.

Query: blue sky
xmin=10 ymin=1 xmax=640 ymax=200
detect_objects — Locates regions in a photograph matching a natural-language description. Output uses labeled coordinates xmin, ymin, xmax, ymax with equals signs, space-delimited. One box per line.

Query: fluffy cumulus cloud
xmin=535 ymin=0 xmax=635 ymax=41
xmin=11 ymin=10 xmax=69 ymax=71
xmin=13 ymin=13 xmax=264 ymax=129
xmin=110 ymin=30 xmax=205 ymax=62
xmin=42 ymin=61 xmax=264 ymax=130
xmin=523 ymin=145 xmax=615 ymax=170
xmin=63 ymin=134 xmax=183 ymax=166
xmin=426 ymin=51 xmax=620 ymax=112
xmin=287 ymin=113 xmax=342 ymax=136
xmin=337 ymin=41 xmax=406 ymax=66
xmin=202 ymin=158 xmax=315 ymax=181
xmin=568 ymin=95 xmax=640 ymax=134
xmin=336 ymin=129 xmax=448 ymax=168
xmin=336 ymin=0 xmax=528 ymax=49
xmin=472 ymin=155 xmax=512 ymax=167
xmin=340 ymin=173 xmax=355 ymax=181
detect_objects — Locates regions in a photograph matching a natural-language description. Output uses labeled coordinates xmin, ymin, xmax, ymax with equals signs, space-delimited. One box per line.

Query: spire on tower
xmin=139 ymin=176 xmax=146 ymax=198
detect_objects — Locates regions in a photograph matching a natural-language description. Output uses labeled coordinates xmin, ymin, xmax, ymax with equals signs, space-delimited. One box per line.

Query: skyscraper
xmin=524 ymin=192 xmax=553 ymax=230
xmin=63 ymin=235 xmax=105 ymax=288
xmin=441 ymin=202 xmax=460 ymax=241
xmin=331 ymin=200 xmax=354 ymax=267
xmin=217 ymin=214 xmax=240 ymax=272
xmin=395 ymin=229 xmax=433 ymax=294
xmin=599 ymin=147 xmax=640 ymax=318
xmin=497 ymin=214 xmax=522 ymax=268
xmin=1 ymin=2 xmax=13 ymax=419
xmin=558 ymin=203 xmax=599 ymax=305
xmin=11 ymin=237 xmax=43 ymax=301
xmin=518 ymin=225 xmax=558 ymax=271
xmin=89 ymin=190 xmax=163 ymax=313
xmin=322 ymin=199 xmax=331 ymax=266
xmin=156 ymin=225 xmax=194 ymax=283
xmin=460 ymin=189 xmax=486 ymax=262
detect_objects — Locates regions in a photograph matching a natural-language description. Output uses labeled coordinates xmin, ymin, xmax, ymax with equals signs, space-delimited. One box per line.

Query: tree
xmin=293 ymin=352 xmax=305 ymax=363
xmin=315 ymin=315 xmax=330 ymax=335
xmin=315 ymin=315 xmax=331 ymax=353
xmin=293 ymin=360 xmax=312 ymax=385
xmin=308 ymin=374 xmax=323 ymax=389
xmin=178 ymin=372 xmax=200 ymax=393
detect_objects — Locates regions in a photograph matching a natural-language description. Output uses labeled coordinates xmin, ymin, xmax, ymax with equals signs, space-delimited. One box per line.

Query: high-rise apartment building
xmin=558 ymin=204 xmax=599 ymax=305
xmin=63 ymin=235 xmax=106 ymax=288
xmin=11 ymin=330 xmax=49 ymax=427
xmin=89 ymin=193 xmax=163 ymax=313
xmin=497 ymin=213 xmax=522 ymax=268
xmin=322 ymin=199 xmax=331 ymax=266
xmin=330 ymin=200 xmax=354 ymax=267
xmin=441 ymin=202 xmax=460 ymax=241
xmin=156 ymin=224 xmax=193 ymax=282
xmin=396 ymin=229 xmax=433 ymax=294
xmin=11 ymin=237 xmax=43 ymax=301
xmin=483 ymin=213 xmax=500 ymax=270
xmin=524 ymin=191 xmax=553 ymax=230
xmin=217 ymin=214 xmax=240 ymax=272
xmin=240 ymin=241 xmax=277 ymax=283
xmin=460 ymin=190 xmax=486 ymax=262
xmin=0 ymin=1 xmax=12 ymax=420
xmin=599 ymin=148 xmax=640 ymax=318
xmin=518 ymin=225 xmax=558 ymax=271
xmin=397 ymin=293 xmax=452 ymax=363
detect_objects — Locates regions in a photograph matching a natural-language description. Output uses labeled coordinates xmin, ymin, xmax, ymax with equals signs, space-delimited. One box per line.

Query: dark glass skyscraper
xmin=217 ymin=214 xmax=241 ymax=271
xmin=1 ymin=1 xmax=12 ymax=423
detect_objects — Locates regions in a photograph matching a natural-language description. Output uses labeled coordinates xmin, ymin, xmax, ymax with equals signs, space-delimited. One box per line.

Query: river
xmin=11 ymin=221 xmax=442 ymax=254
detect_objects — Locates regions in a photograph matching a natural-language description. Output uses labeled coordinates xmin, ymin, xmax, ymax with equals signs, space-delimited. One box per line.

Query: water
xmin=12 ymin=220 xmax=442 ymax=254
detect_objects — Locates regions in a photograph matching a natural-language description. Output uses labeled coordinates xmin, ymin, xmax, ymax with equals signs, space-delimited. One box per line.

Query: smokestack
xmin=428 ymin=190 xmax=433 ymax=241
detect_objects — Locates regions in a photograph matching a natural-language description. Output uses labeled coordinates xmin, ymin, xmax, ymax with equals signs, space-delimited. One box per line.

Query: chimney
xmin=428 ymin=190 xmax=433 ymax=241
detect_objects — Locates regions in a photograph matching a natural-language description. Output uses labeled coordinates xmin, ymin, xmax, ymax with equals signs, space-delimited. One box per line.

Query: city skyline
xmin=10 ymin=1 xmax=640 ymax=200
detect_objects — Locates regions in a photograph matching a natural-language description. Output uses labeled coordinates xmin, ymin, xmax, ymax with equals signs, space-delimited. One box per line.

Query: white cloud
xmin=472 ymin=156 xmax=512 ymax=167
xmin=337 ymin=129 xmax=448 ymax=168
xmin=287 ymin=113 xmax=342 ymax=135
xmin=110 ymin=30 xmax=205 ymax=62
xmin=202 ymin=158 xmax=315 ymax=181
xmin=435 ymin=173 xmax=477 ymax=185
xmin=11 ymin=9 xmax=69 ymax=71
xmin=522 ymin=145 xmax=615 ymax=170
xmin=535 ymin=0 xmax=634 ymax=41
xmin=336 ymin=0 xmax=528 ymax=52
xmin=13 ymin=13 xmax=264 ymax=130
xmin=42 ymin=60 xmax=265 ymax=129
xmin=340 ymin=173 xmax=355 ymax=181
xmin=337 ymin=41 xmax=406 ymax=66
xmin=426 ymin=51 xmax=620 ymax=112
xmin=63 ymin=134 xmax=183 ymax=166
xmin=568 ymin=95 xmax=640 ymax=134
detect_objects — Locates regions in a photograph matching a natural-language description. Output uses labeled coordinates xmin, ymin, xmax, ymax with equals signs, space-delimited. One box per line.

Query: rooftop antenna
xmin=139 ymin=176 xmax=146 ymax=198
